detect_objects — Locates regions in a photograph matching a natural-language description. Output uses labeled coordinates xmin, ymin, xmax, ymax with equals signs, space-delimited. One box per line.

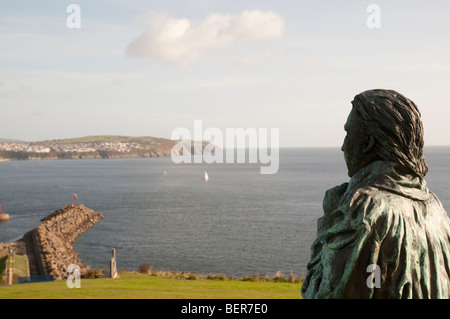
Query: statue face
xmin=341 ymin=107 xmax=371 ymax=177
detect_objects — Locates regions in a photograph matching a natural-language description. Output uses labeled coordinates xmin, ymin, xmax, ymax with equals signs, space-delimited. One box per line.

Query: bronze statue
xmin=301 ymin=89 xmax=450 ymax=298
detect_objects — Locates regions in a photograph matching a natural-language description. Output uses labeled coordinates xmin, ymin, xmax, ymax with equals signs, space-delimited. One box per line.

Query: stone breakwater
xmin=29 ymin=204 xmax=104 ymax=279
xmin=0 ymin=241 xmax=26 ymax=255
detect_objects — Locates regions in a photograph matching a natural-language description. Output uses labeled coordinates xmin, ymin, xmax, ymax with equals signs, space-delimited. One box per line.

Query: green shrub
xmin=83 ymin=268 xmax=105 ymax=279
xmin=186 ymin=273 xmax=198 ymax=280
xmin=138 ymin=262 xmax=153 ymax=275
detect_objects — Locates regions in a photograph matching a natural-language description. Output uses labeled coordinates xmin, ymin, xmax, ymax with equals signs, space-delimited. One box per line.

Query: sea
xmin=0 ymin=147 xmax=449 ymax=278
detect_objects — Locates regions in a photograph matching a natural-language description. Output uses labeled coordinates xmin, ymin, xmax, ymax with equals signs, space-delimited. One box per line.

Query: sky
xmin=1 ymin=0 xmax=450 ymax=147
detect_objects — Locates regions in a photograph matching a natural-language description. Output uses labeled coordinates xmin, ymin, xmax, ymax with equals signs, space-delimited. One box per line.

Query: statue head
xmin=342 ymin=89 xmax=428 ymax=178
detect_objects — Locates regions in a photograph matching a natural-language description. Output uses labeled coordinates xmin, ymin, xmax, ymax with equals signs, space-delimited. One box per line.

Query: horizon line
xmin=1 ymin=135 xmax=449 ymax=149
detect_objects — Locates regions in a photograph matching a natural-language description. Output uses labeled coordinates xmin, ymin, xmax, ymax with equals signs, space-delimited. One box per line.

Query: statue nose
xmin=341 ymin=136 xmax=347 ymax=152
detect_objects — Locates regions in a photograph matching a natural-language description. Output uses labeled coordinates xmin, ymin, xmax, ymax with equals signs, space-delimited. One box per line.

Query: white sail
xmin=203 ymin=171 xmax=209 ymax=181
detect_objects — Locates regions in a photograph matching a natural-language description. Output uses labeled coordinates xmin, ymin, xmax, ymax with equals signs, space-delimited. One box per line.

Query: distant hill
xmin=0 ymin=138 xmax=25 ymax=143
xmin=44 ymin=135 xmax=170 ymax=145
xmin=0 ymin=135 xmax=212 ymax=162
xmin=0 ymin=135 xmax=180 ymax=161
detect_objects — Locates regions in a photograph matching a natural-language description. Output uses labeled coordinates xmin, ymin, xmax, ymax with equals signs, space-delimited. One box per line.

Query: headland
xmin=0 ymin=135 xmax=177 ymax=161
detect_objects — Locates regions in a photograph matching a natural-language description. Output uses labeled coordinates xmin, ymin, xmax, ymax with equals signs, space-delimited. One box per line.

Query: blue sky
xmin=1 ymin=0 xmax=450 ymax=147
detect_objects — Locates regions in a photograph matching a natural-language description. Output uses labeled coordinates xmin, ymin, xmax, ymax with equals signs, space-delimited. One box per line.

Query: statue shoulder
xmin=323 ymin=182 xmax=349 ymax=213
xmin=338 ymin=185 xmax=392 ymax=223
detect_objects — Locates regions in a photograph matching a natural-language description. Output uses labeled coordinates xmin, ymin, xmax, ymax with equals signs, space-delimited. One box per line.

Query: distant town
xmin=0 ymin=141 xmax=147 ymax=154
xmin=0 ymin=136 xmax=178 ymax=161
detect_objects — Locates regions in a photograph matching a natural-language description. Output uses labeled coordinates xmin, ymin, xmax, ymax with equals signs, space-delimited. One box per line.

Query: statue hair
xmin=351 ymin=89 xmax=428 ymax=178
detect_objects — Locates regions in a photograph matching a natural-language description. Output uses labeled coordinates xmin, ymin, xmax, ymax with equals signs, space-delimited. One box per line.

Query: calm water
xmin=0 ymin=147 xmax=449 ymax=277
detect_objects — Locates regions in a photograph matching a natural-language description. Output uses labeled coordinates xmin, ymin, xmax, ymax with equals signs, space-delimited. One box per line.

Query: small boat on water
xmin=0 ymin=203 xmax=9 ymax=222
xmin=203 ymin=171 xmax=209 ymax=181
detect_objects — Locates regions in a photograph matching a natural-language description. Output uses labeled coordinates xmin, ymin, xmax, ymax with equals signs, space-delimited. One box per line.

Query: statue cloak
xmin=301 ymin=161 xmax=450 ymax=298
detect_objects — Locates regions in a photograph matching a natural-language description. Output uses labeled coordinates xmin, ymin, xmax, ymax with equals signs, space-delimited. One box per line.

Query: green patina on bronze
xmin=301 ymin=89 xmax=450 ymax=299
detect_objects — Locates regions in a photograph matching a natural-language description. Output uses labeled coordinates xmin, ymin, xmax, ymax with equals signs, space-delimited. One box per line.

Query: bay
xmin=0 ymin=147 xmax=448 ymax=278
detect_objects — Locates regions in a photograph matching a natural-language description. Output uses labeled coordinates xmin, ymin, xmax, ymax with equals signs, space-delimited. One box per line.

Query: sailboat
xmin=203 ymin=170 xmax=209 ymax=182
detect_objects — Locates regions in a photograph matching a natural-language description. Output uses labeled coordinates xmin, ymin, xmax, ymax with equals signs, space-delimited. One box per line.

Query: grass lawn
xmin=0 ymin=272 xmax=303 ymax=299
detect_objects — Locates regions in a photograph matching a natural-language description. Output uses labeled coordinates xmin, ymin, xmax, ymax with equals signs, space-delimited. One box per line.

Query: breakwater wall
xmin=24 ymin=204 xmax=104 ymax=279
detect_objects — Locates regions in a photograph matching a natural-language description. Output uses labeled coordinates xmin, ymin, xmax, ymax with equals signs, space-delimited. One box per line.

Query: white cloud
xmin=125 ymin=10 xmax=285 ymax=67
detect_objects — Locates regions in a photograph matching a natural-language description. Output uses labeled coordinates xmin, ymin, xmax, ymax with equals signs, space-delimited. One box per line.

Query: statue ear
xmin=363 ymin=135 xmax=375 ymax=154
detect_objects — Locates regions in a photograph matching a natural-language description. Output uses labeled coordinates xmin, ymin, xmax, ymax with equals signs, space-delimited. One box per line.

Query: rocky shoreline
xmin=1 ymin=204 xmax=104 ymax=280
xmin=0 ymin=149 xmax=172 ymax=162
